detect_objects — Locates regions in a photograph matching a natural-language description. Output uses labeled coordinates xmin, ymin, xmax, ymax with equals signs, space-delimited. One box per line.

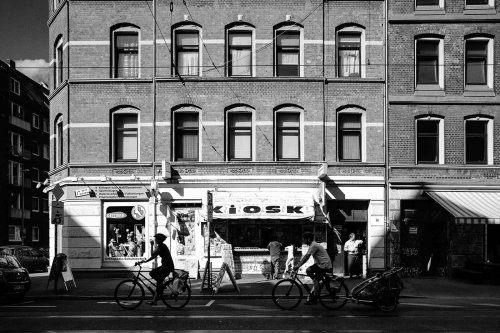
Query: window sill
xmin=464 ymin=6 xmax=496 ymax=15
xmin=414 ymin=7 xmax=445 ymax=15
xmin=463 ymin=87 xmax=495 ymax=97
xmin=415 ymin=85 xmax=445 ymax=96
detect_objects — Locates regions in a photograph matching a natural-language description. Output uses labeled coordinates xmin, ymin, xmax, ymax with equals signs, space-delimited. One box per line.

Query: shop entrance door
xmin=487 ymin=225 xmax=500 ymax=263
xmin=342 ymin=222 xmax=367 ymax=277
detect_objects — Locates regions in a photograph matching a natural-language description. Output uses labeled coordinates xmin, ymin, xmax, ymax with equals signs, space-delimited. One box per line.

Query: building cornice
xmin=388 ymin=13 xmax=500 ymax=24
xmin=388 ymin=95 xmax=500 ymax=105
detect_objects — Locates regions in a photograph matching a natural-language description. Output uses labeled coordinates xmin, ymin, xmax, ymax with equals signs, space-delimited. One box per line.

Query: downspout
xmin=322 ymin=0 xmax=326 ymax=161
xmin=152 ymin=0 xmax=158 ymax=266
xmin=383 ymin=0 xmax=390 ymax=270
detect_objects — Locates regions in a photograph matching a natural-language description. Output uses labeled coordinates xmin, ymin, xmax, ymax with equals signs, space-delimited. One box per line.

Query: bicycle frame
xmin=129 ymin=265 xmax=158 ymax=296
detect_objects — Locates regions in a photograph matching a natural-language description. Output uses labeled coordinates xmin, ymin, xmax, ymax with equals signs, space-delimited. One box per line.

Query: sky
xmin=0 ymin=0 xmax=49 ymax=84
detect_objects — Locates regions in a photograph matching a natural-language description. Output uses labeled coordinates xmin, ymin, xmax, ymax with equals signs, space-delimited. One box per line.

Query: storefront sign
xmin=106 ymin=212 xmax=127 ymax=219
xmin=75 ymin=188 xmax=92 ymax=198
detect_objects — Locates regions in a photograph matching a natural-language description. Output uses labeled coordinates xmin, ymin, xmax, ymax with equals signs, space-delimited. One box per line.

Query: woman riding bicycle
xmin=293 ymin=231 xmax=333 ymax=305
xmin=137 ymin=233 xmax=174 ymax=305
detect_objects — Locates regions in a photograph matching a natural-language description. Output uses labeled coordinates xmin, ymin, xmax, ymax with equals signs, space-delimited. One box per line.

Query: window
xmin=10 ymin=132 xmax=24 ymax=156
xmin=8 ymin=161 xmax=22 ymax=186
xmin=466 ymin=0 xmax=490 ymax=5
xmin=32 ymin=197 xmax=40 ymax=212
xmin=33 ymin=168 xmax=40 ymax=182
xmin=10 ymin=193 xmax=21 ymax=210
xmin=54 ymin=37 xmax=64 ymax=88
xmin=32 ymin=227 xmax=39 ymax=242
xmin=10 ymin=78 xmax=20 ymax=95
xmin=174 ymin=111 xmax=199 ymax=161
xmin=416 ymin=0 xmax=439 ymax=5
xmin=43 ymin=118 xmax=49 ymax=133
xmin=32 ymin=141 xmax=40 ymax=156
xmin=338 ymin=113 xmax=362 ymax=162
xmin=416 ymin=117 xmax=444 ymax=164
xmin=11 ymin=102 xmax=24 ymax=119
xmin=105 ymin=204 xmax=146 ymax=260
xmin=113 ymin=29 xmax=139 ymax=78
xmin=113 ymin=111 xmax=138 ymax=162
xmin=276 ymin=112 xmax=300 ymax=161
xmin=55 ymin=116 xmax=63 ymax=166
xmin=43 ymin=144 xmax=49 ymax=159
xmin=465 ymin=38 xmax=493 ymax=88
xmin=338 ymin=32 xmax=361 ymax=77
xmin=465 ymin=118 xmax=492 ymax=165
xmin=33 ymin=113 xmax=40 ymax=129
xmin=275 ymin=27 xmax=301 ymax=77
xmin=227 ymin=29 xmax=253 ymax=76
xmin=175 ymin=30 xmax=200 ymax=76
xmin=42 ymin=199 xmax=49 ymax=213
xmin=8 ymin=225 xmax=21 ymax=242
xmin=416 ymin=39 xmax=440 ymax=85
xmin=228 ymin=112 xmax=252 ymax=161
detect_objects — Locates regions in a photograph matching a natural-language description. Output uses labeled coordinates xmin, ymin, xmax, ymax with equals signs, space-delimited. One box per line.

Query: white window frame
xmin=10 ymin=77 xmax=20 ymax=95
xmin=55 ymin=116 xmax=64 ymax=166
xmin=415 ymin=37 xmax=444 ymax=90
xmin=173 ymin=107 xmax=201 ymax=162
xmin=274 ymin=107 xmax=304 ymax=161
xmin=8 ymin=225 xmax=21 ymax=242
xmin=274 ymin=24 xmax=304 ymax=77
xmin=415 ymin=116 xmax=444 ymax=165
xmin=464 ymin=116 xmax=493 ymax=165
xmin=226 ymin=107 xmax=255 ymax=161
xmin=33 ymin=113 xmax=40 ymax=129
xmin=415 ymin=0 xmax=444 ymax=10
xmin=465 ymin=0 xmax=494 ymax=9
xmin=42 ymin=198 xmax=49 ymax=213
xmin=32 ymin=226 xmax=40 ymax=242
xmin=173 ymin=25 xmax=202 ymax=77
xmin=111 ymin=107 xmax=140 ymax=163
xmin=112 ymin=26 xmax=141 ymax=79
xmin=32 ymin=197 xmax=40 ymax=212
xmin=336 ymin=26 xmax=366 ymax=78
xmin=337 ymin=107 xmax=366 ymax=162
xmin=464 ymin=37 xmax=494 ymax=90
xmin=226 ymin=24 xmax=256 ymax=77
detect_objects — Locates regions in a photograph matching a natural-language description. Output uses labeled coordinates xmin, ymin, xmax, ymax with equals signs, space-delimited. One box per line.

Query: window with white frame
xmin=416 ymin=116 xmax=444 ymax=164
xmin=54 ymin=36 xmax=64 ymax=88
xmin=337 ymin=27 xmax=365 ymax=78
xmin=55 ymin=116 xmax=63 ymax=166
xmin=32 ymin=197 xmax=40 ymax=212
xmin=11 ymin=102 xmax=24 ymax=119
xmin=174 ymin=110 xmax=199 ymax=161
xmin=113 ymin=109 xmax=139 ymax=162
xmin=465 ymin=37 xmax=493 ymax=89
xmin=112 ymin=26 xmax=139 ymax=78
xmin=33 ymin=113 xmax=40 ymax=129
xmin=10 ymin=77 xmax=20 ymax=95
xmin=42 ymin=198 xmax=49 ymax=213
xmin=275 ymin=25 xmax=302 ymax=77
xmin=8 ymin=161 xmax=22 ymax=186
xmin=338 ymin=113 xmax=362 ymax=162
xmin=466 ymin=0 xmax=493 ymax=7
xmin=227 ymin=25 xmax=254 ymax=77
xmin=43 ymin=144 xmax=49 ymax=159
xmin=465 ymin=116 xmax=493 ymax=165
xmin=415 ymin=0 xmax=444 ymax=8
xmin=10 ymin=132 xmax=24 ymax=156
xmin=415 ymin=37 xmax=444 ymax=88
xmin=174 ymin=28 xmax=200 ymax=76
xmin=8 ymin=225 xmax=21 ymax=242
xmin=227 ymin=110 xmax=253 ymax=161
xmin=276 ymin=111 xmax=301 ymax=161
xmin=32 ymin=227 xmax=40 ymax=242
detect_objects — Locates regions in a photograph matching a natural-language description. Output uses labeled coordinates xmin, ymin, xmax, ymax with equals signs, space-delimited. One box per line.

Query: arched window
xmin=111 ymin=25 xmax=140 ymax=78
xmin=337 ymin=107 xmax=366 ymax=162
xmin=173 ymin=23 xmax=201 ymax=76
xmin=464 ymin=115 xmax=493 ymax=165
xmin=336 ymin=25 xmax=365 ymax=78
xmin=111 ymin=107 xmax=139 ymax=162
xmin=274 ymin=23 xmax=303 ymax=77
xmin=275 ymin=106 xmax=303 ymax=161
xmin=54 ymin=36 xmax=64 ymax=88
xmin=226 ymin=105 xmax=254 ymax=161
xmin=55 ymin=115 xmax=63 ymax=167
xmin=173 ymin=106 xmax=200 ymax=161
xmin=415 ymin=115 xmax=444 ymax=164
xmin=226 ymin=23 xmax=255 ymax=77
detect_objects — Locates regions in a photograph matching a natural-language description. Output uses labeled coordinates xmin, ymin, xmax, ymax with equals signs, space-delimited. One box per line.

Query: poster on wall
xmin=174 ymin=209 xmax=197 ymax=256
xmin=105 ymin=205 xmax=147 ymax=261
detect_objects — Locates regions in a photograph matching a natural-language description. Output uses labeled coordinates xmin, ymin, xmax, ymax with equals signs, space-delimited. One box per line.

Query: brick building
xmin=387 ymin=0 xmax=500 ymax=277
xmin=0 ymin=60 xmax=50 ymax=248
xmin=47 ymin=0 xmax=386 ymax=276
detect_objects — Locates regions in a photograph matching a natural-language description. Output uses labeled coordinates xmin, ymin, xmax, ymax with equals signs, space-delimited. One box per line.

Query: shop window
xmin=54 ymin=36 xmax=64 ymax=88
xmin=32 ymin=227 xmax=39 ymax=242
xmin=465 ymin=37 xmax=493 ymax=89
xmin=227 ymin=111 xmax=253 ymax=161
xmin=174 ymin=28 xmax=200 ymax=76
xmin=32 ymin=113 xmax=40 ymax=129
xmin=55 ymin=116 xmax=63 ymax=166
xmin=8 ymin=225 xmax=21 ymax=242
xmin=174 ymin=111 xmax=199 ymax=161
xmin=465 ymin=117 xmax=492 ymax=165
xmin=276 ymin=112 xmax=300 ymax=161
xmin=227 ymin=27 xmax=253 ymax=77
xmin=338 ymin=113 xmax=362 ymax=162
xmin=416 ymin=116 xmax=444 ymax=164
xmin=112 ymin=110 xmax=138 ymax=162
xmin=337 ymin=31 xmax=362 ymax=78
xmin=112 ymin=26 xmax=139 ymax=78
xmin=275 ymin=24 xmax=302 ymax=77
xmin=415 ymin=37 xmax=443 ymax=89
xmin=10 ymin=78 xmax=20 ymax=95
xmin=32 ymin=197 xmax=39 ymax=212
xmin=105 ymin=205 xmax=146 ymax=260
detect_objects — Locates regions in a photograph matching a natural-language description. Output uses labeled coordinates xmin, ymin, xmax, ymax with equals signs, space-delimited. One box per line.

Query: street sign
xmin=52 ymin=183 xmax=64 ymax=201
xmin=51 ymin=201 xmax=64 ymax=225
xmin=207 ymin=192 xmax=213 ymax=222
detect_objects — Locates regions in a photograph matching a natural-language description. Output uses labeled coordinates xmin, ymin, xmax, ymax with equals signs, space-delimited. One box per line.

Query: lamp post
xmin=21 ymin=168 xmax=30 ymax=246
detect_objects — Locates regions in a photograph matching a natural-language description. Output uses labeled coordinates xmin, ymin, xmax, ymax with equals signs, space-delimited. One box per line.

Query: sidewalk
xmin=25 ymin=272 xmax=500 ymax=301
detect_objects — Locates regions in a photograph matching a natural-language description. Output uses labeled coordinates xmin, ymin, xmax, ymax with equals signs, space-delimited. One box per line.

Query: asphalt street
xmin=1 ymin=297 xmax=500 ymax=332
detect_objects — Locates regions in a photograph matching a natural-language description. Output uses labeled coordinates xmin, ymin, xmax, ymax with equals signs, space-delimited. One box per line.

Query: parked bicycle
xmin=114 ymin=262 xmax=191 ymax=309
xmin=272 ymin=270 xmax=348 ymax=310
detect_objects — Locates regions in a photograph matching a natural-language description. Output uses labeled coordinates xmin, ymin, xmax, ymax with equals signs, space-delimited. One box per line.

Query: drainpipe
xmin=383 ymin=0 xmax=390 ymax=270
xmin=152 ymin=0 xmax=158 ymax=267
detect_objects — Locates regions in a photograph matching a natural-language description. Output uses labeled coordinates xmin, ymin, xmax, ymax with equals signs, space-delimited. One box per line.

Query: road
xmin=1 ymin=297 xmax=500 ymax=332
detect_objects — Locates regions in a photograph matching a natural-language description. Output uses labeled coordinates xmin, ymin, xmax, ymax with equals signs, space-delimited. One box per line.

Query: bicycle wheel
xmin=272 ymin=279 xmax=303 ymax=310
xmin=375 ymin=286 xmax=398 ymax=312
xmin=114 ymin=279 xmax=145 ymax=310
xmin=161 ymin=283 xmax=191 ymax=309
xmin=319 ymin=280 xmax=349 ymax=310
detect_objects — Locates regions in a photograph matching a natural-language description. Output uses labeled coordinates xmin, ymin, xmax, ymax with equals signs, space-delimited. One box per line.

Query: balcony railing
xmin=9 ymin=116 xmax=31 ymax=131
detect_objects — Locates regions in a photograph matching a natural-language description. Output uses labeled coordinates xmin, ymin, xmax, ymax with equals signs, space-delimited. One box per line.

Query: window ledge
xmin=415 ymin=85 xmax=445 ymax=96
xmin=414 ymin=7 xmax=445 ymax=15
xmin=464 ymin=7 xmax=496 ymax=15
xmin=463 ymin=88 xmax=495 ymax=97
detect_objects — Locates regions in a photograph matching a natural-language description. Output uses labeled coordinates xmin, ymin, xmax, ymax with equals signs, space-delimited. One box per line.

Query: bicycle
xmin=272 ymin=271 xmax=349 ymax=310
xmin=114 ymin=262 xmax=191 ymax=310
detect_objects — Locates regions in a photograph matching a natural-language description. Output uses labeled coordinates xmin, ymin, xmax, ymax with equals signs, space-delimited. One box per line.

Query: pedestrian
xmin=267 ymin=236 xmax=282 ymax=279
xmin=344 ymin=233 xmax=363 ymax=278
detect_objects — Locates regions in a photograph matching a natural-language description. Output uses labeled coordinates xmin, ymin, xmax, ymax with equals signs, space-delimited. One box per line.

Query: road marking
xmin=205 ymin=300 xmax=215 ymax=307
xmin=1 ymin=305 xmax=56 ymax=308
xmin=401 ymin=302 xmax=463 ymax=309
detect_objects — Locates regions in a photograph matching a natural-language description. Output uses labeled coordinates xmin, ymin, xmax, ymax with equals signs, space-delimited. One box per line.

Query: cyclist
xmin=137 ymin=233 xmax=174 ymax=305
xmin=293 ymin=231 xmax=333 ymax=305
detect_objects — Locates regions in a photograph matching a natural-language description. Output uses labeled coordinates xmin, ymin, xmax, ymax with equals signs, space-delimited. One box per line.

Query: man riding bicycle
xmin=137 ymin=233 xmax=174 ymax=305
xmin=293 ymin=231 xmax=333 ymax=305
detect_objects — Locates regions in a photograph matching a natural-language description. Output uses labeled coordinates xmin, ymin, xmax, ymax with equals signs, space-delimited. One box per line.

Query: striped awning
xmin=426 ymin=191 xmax=500 ymax=225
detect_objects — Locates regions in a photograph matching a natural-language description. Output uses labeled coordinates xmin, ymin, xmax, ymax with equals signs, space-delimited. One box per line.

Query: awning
xmin=212 ymin=191 xmax=317 ymax=220
xmin=426 ymin=191 xmax=500 ymax=225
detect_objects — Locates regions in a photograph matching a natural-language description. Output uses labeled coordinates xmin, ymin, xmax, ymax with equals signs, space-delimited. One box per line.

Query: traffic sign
xmin=51 ymin=201 xmax=64 ymax=225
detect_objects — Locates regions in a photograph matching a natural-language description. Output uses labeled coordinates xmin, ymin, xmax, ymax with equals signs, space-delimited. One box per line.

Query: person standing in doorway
xmin=267 ymin=236 xmax=282 ymax=279
xmin=344 ymin=233 xmax=363 ymax=278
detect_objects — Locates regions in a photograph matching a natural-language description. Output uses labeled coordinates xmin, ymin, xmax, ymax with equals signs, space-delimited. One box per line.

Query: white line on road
xmin=401 ymin=302 xmax=463 ymax=308
xmin=205 ymin=300 xmax=215 ymax=307
xmin=1 ymin=305 xmax=57 ymax=308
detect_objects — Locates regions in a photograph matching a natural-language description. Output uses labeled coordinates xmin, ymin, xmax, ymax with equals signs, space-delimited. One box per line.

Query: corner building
xmin=48 ymin=0 xmax=386 ymax=277
xmin=388 ymin=0 xmax=500 ymax=277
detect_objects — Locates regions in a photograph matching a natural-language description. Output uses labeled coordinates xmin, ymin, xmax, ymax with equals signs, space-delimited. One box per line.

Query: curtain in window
xmin=416 ymin=40 xmax=439 ymax=84
xmin=229 ymin=113 xmax=251 ymax=160
xmin=339 ymin=114 xmax=361 ymax=161
xmin=229 ymin=33 xmax=251 ymax=76
xmin=177 ymin=32 xmax=199 ymax=76
xmin=116 ymin=34 xmax=139 ymax=78
xmin=277 ymin=113 xmax=299 ymax=160
xmin=277 ymin=31 xmax=300 ymax=76
xmin=115 ymin=114 xmax=138 ymax=161
xmin=339 ymin=50 xmax=360 ymax=77
xmin=466 ymin=41 xmax=487 ymax=85
xmin=176 ymin=113 xmax=199 ymax=160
